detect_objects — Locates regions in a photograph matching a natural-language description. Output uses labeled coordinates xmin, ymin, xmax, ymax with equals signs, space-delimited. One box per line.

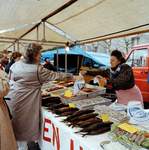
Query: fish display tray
xmin=59 ymin=90 xmax=87 ymax=104
xmin=72 ymin=96 xmax=112 ymax=110
xmin=94 ymin=105 xmax=130 ymax=122
xmin=108 ymin=135 xmax=149 ymax=150
xmin=81 ymin=84 xmax=106 ymax=98
xmin=67 ymin=86 xmax=74 ymax=91
xmin=41 ymin=83 xmax=56 ymax=90
xmin=50 ymin=89 xmax=68 ymax=96
xmin=50 ymin=80 xmax=75 ymax=87
xmin=41 ymin=84 xmax=56 ymax=96
xmin=43 ymin=84 xmax=66 ymax=91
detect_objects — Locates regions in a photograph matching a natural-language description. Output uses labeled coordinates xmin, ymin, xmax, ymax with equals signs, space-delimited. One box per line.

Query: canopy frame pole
xmin=13 ymin=43 xmax=15 ymax=51
xmin=0 ymin=36 xmax=67 ymax=44
xmin=65 ymin=47 xmax=67 ymax=73
xmin=0 ymin=40 xmax=15 ymax=43
xmin=41 ymin=0 xmax=78 ymax=22
xmin=17 ymin=40 xmax=19 ymax=51
xmin=42 ymin=21 xmax=46 ymax=42
xmin=37 ymin=26 xmax=39 ymax=41
xmin=0 ymin=40 xmax=65 ymax=47
xmin=56 ymin=46 xmax=59 ymax=72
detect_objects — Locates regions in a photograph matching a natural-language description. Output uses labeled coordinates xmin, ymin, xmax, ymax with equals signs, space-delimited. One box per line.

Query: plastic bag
xmin=94 ymin=77 xmax=99 ymax=84
xmin=127 ymin=101 xmax=149 ymax=124
xmin=74 ymin=80 xmax=86 ymax=94
xmin=109 ymin=102 xmax=126 ymax=114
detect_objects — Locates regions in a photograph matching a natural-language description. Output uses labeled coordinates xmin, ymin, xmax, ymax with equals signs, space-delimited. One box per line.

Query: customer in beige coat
xmin=0 ymin=70 xmax=17 ymax=150
xmin=6 ymin=42 xmax=83 ymax=150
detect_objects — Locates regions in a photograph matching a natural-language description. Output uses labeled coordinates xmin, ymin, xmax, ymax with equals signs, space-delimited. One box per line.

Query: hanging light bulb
xmin=66 ymin=42 xmax=70 ymax=51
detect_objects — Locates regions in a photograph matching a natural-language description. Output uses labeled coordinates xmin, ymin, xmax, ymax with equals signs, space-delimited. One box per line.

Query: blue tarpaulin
xmin=41 ymin=45 xmax=110 ymax=67
xmin=86 ymin=52 xmax=110 ymax=67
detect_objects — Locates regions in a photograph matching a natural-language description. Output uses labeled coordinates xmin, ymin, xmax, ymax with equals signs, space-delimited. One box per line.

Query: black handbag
xmin=3 ymin=97 xmax=12 ymax=120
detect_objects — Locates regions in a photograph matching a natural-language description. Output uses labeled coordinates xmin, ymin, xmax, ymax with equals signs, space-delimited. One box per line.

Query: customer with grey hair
xmin=6 ymin=42 xmax=83 ymax=150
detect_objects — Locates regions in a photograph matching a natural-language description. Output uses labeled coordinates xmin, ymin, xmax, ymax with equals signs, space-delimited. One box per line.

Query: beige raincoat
xmin=6 ymin=59 xmax=73 ymax=141
xmin=0 ymin=70 xmax=17 ymax=150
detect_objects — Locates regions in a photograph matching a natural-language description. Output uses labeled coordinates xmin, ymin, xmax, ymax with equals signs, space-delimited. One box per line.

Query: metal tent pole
xmin=56 ymin=46 xmax=59 ymax=72
xmin=43 ymin=21 xmax=46 ymax=41
xmin=65 ymin=47 xmax=67 ymax=73
xmin=13 ymin=43 xmax=15 ymax=51
xmin=17 ymin=40 xmax=19 ymax=51
xmin=37 ymin=26 xmax=39 ymax=41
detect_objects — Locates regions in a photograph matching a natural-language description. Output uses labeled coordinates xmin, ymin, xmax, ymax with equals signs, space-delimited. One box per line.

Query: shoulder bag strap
xmin=37 ymin=64 xmax=42 ymax=86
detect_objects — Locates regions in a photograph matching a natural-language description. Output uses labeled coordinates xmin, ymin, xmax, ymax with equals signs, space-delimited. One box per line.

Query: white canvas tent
xmin=0 ymin=0 xmax=149 ymax=52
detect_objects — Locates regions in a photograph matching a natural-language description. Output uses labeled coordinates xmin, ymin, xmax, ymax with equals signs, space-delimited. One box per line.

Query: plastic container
xmin=72 ymin=96 xmax=112 ymax=110
xmin=82 ymin=84 xmax=106 ymax=98
xmin=50 ymin=89 xmax=68 ymax=96
xmin=59 ymin=89 xmax=87 ymax=104
xmin=94 ymin=105 xmax=130 ymax=122
xmin=41 ymin=83 xmax=56 ymax=90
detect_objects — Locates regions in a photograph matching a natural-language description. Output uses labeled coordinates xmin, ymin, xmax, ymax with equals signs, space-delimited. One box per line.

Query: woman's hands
xmin=79 ymin=71 xmax=87 ymax=76
xmin=96 ymin=75 xmax=107 ymax=84
xmin=73 ymin=75 xmax=84 ymax=81
xmin=73 ymin=71 xmax=86 ymax=81
xmin=79 ymin=71 xmax=107 ymax=84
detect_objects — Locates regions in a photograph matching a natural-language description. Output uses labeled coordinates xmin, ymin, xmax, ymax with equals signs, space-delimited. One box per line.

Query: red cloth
xmin=0 ymin=63 xmax=3 ymax=70
xmin=116 ymin=85 xmax=144 ymax=108
xmin=105 ymin=77 xmax=112 ymax=88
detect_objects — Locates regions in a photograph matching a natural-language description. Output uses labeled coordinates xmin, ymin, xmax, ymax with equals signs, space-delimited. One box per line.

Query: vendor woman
xmin=6 ymin=42 xmax=83 ymax=150
xmin=80 ymin=50 xmax=144 ymax=107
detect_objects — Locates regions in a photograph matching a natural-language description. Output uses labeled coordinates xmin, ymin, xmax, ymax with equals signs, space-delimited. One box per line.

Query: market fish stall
xmin=40 ymin=82 xmax=149 ymax=150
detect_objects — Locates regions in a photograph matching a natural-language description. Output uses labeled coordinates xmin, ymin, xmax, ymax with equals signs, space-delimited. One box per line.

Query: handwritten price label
xmin=51 ymin=94 xmax=57 ymax=97
xmin=68 ymin=103 xmax=76 ymax=108
xmin=102 ymin=114 xmax=109 ymax=122
xmin=59 ymin=81 xmax=65 ymax=83
xmin=118 ymin=123 xmax=139 ymax=134
xmin=64 ymin=90 xmax=73 ymax=97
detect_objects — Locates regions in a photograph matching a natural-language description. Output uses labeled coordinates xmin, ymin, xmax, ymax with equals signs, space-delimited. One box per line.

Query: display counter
xmin=39 ymin=107 xmax=109 ymax=150
xmin=40 ymin=82 xmax=149 ymax=150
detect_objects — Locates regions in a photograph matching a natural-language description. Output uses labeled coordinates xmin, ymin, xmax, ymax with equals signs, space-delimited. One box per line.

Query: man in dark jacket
xmin=43 ymin=57 xmax=55 ymax=71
